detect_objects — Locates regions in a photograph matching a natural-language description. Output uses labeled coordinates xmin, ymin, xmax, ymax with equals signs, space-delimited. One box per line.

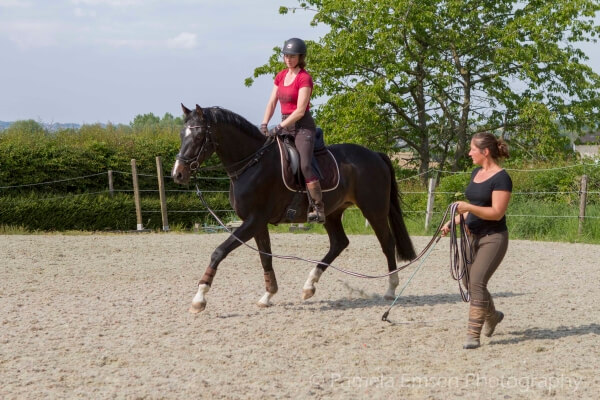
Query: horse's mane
xmin=205 ymin=107 xmax=263 ymax=138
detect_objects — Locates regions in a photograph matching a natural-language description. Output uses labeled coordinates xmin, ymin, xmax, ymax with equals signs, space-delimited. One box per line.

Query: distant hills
xmin=0 ymin=121 xmax=82 ymax=132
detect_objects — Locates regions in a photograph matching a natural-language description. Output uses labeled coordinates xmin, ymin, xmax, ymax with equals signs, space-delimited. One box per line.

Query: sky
xmin=1 ymin=1 xmax=599 ymax=127
xmin=0 ymin=0 xmax=328 ymax=125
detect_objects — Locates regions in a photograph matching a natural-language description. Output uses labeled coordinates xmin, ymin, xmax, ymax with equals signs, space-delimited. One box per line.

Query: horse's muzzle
xmin=172 ymin=160 xmax=190 ymax=184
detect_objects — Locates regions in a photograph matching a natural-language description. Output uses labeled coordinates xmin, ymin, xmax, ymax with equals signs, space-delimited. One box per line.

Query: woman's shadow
xmin=490 ymin=323 xmax=600 ymax=345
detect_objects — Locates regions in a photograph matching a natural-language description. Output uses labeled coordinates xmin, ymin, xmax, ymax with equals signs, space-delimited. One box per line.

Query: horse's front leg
xmin=189 ymin=219 xmax=259 ymax=314
xmin=254 ymin=224 xmax=278 ymax=308
xmin=303 ymin=210 xmax=349 ymax=300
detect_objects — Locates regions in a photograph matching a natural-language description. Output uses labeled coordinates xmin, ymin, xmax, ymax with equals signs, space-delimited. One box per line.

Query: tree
xmin=247 ymin=0 xmax=600 ymax=177
xmin=131 ymin=112 xmax=160 ymax=131
xmin=130 ymin=112 xmax=183 ymax=133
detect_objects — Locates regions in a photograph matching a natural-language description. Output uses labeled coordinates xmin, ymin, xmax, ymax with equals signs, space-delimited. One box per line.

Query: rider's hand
xmin=260 ymin=123 xmax=268 ymax=135
xmin=267 ymin=124 xmax=283 ymax=137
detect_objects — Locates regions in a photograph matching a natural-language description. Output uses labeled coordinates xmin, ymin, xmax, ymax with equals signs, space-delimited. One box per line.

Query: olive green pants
xmin=465 ymin=231 xmax=509 ymax=303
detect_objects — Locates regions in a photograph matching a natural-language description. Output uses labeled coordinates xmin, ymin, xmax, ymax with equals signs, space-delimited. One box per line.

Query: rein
xmin=381 ymin=202 xmax=472 ymax=322
xmin=223 ymin=137 xmax=276 ymax=179
xmin=176 ymin=121 xmax=276 ymax=179
xmin=194 ymin=184 xmax=471 ymax=283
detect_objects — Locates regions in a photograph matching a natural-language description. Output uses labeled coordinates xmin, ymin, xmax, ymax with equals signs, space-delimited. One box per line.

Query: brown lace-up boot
xmin=463 ymin=299 xmax=488 ymax=349
xmin=483 ymin=297 xmax=504 ymax=337
xmin=306 ymin=180 xmax=326 ymax=223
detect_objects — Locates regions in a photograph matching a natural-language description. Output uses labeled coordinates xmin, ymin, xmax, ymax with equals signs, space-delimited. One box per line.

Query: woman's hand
xmin=454 ymin=201 xmax=471 ymax=214
xmin=440 ymin=221 xmax=451 ymax=237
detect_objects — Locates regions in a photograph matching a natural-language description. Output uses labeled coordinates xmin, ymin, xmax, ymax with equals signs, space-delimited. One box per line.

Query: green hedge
xmin=0 ymin=192 xmax=232 ymax=231
xmin=2 ymin=121 xmax=599 ymax=237
xmin=0 ymin=122 xmax=228 ymax=194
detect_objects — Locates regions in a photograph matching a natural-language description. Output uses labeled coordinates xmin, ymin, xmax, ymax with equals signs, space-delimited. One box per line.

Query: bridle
xmin=175 ymin=118 xmax=276 ymax=179
xmin=175 ymin=121 xmax=214 ymax=172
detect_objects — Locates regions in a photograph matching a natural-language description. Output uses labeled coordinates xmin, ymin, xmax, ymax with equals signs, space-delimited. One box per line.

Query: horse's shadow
xmin=490 ymin=323 xmax=600 ymax=346
xmin=284 ymin=291 xmax=523 ymax=311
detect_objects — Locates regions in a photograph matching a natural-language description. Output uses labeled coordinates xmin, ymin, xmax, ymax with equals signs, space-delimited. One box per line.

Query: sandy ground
xmin=1 ymin=233 xmax=599 ymax=399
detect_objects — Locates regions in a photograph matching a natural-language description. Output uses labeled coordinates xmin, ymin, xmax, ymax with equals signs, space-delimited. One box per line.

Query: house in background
xmin=573 ymin=132 xmax=600 ymax=159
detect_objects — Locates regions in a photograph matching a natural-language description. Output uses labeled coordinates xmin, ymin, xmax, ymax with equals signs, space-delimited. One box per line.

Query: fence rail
xmin=1 ymin=160 xmax=599 ymax=233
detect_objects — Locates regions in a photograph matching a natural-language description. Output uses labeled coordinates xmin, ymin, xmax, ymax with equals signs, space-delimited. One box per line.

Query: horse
xmin=172 ymin=104 xmax=416 ymax=313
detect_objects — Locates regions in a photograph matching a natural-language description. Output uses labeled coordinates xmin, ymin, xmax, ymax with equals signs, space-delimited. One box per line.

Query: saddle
xmin=277 ymin=128 xmax=340 ymax=193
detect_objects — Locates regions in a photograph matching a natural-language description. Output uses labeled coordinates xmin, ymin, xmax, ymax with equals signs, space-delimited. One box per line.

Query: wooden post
xmin=107 ymin=170 xmax=114 ymax=197
xmin=578 ymin=174 xmax=588 ymax=235
xmin=155 ymin=156 xmax=169 ymax=231
xmin=425 ymin=177 xmax=436 ymax=230
xmin=131 ymin=159 xmax=143 ymax=231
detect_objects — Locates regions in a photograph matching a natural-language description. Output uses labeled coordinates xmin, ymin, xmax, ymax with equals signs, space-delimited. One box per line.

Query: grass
xmin=2 ymin=202 xmax=600 ymax=244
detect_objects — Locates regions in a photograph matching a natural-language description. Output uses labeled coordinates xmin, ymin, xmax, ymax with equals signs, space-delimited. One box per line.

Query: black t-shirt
xmin=465 ymin=167 xmax=512 ymax=235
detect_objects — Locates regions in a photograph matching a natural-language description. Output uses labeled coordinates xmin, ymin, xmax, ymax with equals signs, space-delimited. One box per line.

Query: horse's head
xmin=172 ymin=104 xmax=216 ymax=184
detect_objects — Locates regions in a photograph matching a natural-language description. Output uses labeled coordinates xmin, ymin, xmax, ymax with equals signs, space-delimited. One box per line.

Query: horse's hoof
xmin=257 ymin=301 xmax=272 ymax=308
xmin=302 ymin=288 xmax=315 ymax=300
xmin=384 ymin=293 xmax=396 ymax=301
xmin=189 ymin=301 xmax=206 ymax=314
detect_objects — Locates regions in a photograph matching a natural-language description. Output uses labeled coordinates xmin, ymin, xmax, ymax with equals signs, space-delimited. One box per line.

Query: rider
xmin=260 ymin=37 xmax=325 ymax=223
xmin=441 ymin=132 xmax=512 ymax=349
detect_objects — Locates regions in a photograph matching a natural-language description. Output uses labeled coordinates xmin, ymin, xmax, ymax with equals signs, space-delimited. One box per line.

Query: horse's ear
xmin=195 ymin=104 xmax=204 ymax=119
xmin=181 ymin=104 xmax=192 ymax=117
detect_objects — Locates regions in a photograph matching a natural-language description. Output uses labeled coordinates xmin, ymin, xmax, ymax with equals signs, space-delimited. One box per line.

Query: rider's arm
xmin=261 ymin=84 xmax=279 ymax=126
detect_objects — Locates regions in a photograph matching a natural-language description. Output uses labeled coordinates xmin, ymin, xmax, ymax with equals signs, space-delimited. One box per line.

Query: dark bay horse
xmin=172 ymin=104 xmax=415 ymax=313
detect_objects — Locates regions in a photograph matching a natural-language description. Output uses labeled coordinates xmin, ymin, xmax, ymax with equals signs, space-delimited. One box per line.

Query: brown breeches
xmin=281 ymin=113 xmax=317 ymax=182
xmin=465 ymin=231 xmax=509 ymax=303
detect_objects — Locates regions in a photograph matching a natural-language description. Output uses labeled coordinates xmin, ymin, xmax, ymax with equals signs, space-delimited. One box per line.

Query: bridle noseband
xmin=176 ymin=121 xmax=214 ymax=172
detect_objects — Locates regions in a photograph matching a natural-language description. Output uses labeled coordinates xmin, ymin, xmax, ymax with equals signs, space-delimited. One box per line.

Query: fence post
xmin=155 ymin=156 xmax=169 ymax=232
xmin=578 ymin=174 xmax=588 ymax=235
xmin=424 ymin=177 xmax=436 ymax=230
xmin=107 ymin=170 xmax=114 ymax=197
xmin=131 ymin=159 xmax=144 ymax=231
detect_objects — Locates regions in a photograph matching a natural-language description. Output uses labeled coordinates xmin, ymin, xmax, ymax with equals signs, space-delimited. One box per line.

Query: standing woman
xmin=441 ymin=132 xmax=512 ymax=349
xmin=260 ymin=38 xmax=325 ymax=223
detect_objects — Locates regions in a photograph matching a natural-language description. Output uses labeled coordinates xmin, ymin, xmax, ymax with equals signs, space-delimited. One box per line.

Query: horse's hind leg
xmin=254 ymin=224 xmax=278 ymax=307
xmin=190 ymin=219 xmax=261 ymax=313
xmin=302 ymin=209 xmax=349 ymax=300
xmin=361 ymin=212 xmax=399 ymax=300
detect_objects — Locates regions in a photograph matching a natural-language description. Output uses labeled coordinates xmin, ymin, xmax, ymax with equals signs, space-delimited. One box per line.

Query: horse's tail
xmin=379 ymin=152 xmax=416 ymax=261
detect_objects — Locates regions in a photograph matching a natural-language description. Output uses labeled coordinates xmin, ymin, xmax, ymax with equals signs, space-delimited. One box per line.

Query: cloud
xmin=105 ymin=33 xmax=197 ymax=50
xmin=2 ymin=21 xmax=59 ymax=48
xmin=0 ymin=0 xmax=31 ymax=7
xmin=106 ymin=38 xmax=150 ymax=48
xmin=71 ymin=0 xmax=143 ymax=6
xmin=166 ymin=32 xmax=197 ymax=49
xmin=74 ymin=7 xmax=97 ymax=17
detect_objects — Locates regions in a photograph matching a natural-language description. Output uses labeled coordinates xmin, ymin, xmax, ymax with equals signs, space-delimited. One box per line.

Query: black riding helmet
xmin=282 ymin=38 xmax=307 ymax=55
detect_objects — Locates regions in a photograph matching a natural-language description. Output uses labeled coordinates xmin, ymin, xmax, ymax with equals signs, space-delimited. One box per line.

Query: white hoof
xmin=302 ymin=287 xmax=315 ymax=300
xmin=189 ymin=301 xmax=206 ymax=313
xmin=257 ymin=292 xmax=274 ymax=308
xmin=385 ymin=274 xmax=399 ymax=300
xmin=190 ymin=284 xmax=210 ymax=314
xmin=384 ymin=289 xmax=396 ymax=300
xmin=302 ymin=267 xmax=322 ymax=300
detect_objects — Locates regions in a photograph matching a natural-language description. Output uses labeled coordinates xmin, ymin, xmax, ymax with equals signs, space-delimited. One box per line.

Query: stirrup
xmin=307 ymin=207 xmax=325 ymax=223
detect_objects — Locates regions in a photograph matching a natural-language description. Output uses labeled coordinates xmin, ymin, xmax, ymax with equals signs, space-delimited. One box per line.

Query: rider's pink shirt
xmin=274 ymin=68 xmax=313 ymax=115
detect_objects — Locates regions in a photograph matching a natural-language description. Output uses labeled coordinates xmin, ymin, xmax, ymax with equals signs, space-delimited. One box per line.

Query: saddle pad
xmin=277 ymin=137 xmax=340 ymax=193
